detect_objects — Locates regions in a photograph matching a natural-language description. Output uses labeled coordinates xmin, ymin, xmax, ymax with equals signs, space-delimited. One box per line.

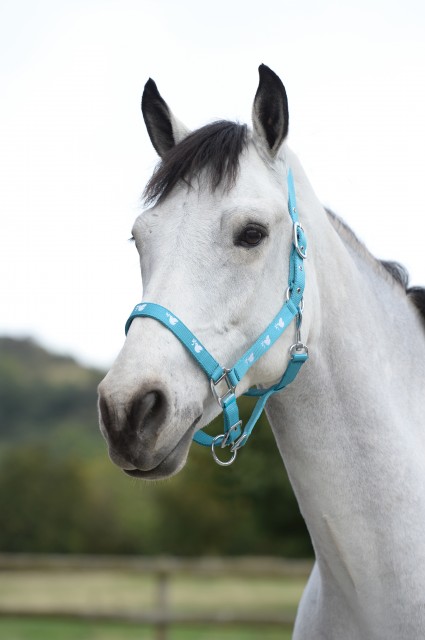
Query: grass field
xmin=0 ymin=618 xmax=294 ymax=640
xmin=0 ymin=569 xmax=306 ymax=639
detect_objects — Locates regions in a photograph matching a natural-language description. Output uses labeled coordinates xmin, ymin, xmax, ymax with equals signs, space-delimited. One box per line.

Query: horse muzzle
xmin=97 ymin=378 xmax=202 ymax=479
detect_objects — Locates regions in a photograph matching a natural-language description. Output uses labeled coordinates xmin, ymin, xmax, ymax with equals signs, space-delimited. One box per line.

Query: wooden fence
xmin=0 ymin=554 xmax=313 ymax=639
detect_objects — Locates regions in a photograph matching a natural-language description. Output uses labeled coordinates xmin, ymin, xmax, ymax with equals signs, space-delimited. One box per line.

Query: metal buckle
xmin=210 ymin=369 xmax=235 ymax=407
xmin=220 ymin=421 xmax=242 ymax=448
xmin=230 ymin=432 xmax=249 ymax=452
xmin=293 ymin=222 xmax=307 ymax=259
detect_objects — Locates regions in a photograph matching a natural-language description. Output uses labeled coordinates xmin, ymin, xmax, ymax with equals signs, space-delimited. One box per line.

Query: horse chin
xmin=123 ymin=456 xmax=185 ymax=480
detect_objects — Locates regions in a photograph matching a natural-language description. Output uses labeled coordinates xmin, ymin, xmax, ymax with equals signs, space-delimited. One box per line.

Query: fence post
xmin=155 ymin=569 xmax=169 ymax=640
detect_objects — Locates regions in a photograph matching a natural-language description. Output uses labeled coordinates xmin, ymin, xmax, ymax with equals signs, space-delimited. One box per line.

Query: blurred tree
xmin=0 ymin=337 xmax=102 ymax=441
xmin=0 ymin=447 xmax=88 ymax=552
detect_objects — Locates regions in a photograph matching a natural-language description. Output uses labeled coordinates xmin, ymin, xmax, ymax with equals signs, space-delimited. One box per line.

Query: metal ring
xmin=211 ymin=435 xmax=238 ymax=466
xmin=289 ymin=342 xmax=309 ymax=356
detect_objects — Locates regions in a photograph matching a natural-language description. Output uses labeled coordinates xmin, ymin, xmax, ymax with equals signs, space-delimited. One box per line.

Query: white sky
xmin=1 ymin=0 xmax=424 ymax=369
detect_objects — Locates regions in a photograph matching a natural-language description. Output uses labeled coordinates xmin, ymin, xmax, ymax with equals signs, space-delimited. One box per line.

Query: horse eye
xmin=235 ymin=224 xmax=267 ymax=248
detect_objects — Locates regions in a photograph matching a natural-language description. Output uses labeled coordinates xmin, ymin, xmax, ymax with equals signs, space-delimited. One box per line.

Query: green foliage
xmin=0 ymin=337 xmax=312 ymax=557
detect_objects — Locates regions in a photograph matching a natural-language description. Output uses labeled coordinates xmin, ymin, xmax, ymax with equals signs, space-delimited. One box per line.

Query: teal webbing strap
xmin=125 ymin=303 xmax=221 ymax=380
xmin=236 ymin=351 xmax=308 ymax=448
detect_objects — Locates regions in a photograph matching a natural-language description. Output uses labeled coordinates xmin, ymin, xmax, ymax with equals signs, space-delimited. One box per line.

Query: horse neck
xmin=267 ymin=150 xmax=425 ymax=617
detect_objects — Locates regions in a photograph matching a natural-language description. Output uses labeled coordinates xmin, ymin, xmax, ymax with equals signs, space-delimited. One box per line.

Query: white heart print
xmin=262 ymin=335 xmax=271 ymax=348
xmin=192 ymin=339 xmax=203 ymax=353
xmin=166 ymin=312 xmax=178 ymax=326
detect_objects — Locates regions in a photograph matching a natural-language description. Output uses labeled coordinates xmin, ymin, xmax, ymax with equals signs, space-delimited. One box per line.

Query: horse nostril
xmin=98 ymin=386 xmax=168 ymax=440
xmin=99 ymin=395 xmax=114 ymax=433
xmin=130 ymin=390 xmax=167 ymax=434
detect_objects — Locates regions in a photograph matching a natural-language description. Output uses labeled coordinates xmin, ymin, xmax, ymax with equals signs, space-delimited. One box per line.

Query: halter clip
xmin=289 ymin=342 xmax=309 ymax=357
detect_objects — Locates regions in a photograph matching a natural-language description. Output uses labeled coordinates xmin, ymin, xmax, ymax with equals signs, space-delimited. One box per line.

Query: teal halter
xmin=125 ymin=170 xmax=308 ymax=465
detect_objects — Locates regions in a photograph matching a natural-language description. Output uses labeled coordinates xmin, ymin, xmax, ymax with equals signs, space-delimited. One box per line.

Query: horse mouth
xmin=121 ymin=415 xmax=202 ymax=480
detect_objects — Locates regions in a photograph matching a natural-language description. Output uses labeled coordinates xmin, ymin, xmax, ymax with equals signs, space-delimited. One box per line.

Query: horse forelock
xmin=143 ymin=121 xmax=248 ymax=206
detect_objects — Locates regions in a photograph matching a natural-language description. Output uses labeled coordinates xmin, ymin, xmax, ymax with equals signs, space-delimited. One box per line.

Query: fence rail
xmin=0 ymin=554 xmax=313 ymax=638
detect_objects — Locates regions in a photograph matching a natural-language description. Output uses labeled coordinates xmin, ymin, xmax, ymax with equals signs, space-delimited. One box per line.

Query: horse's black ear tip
xmin=258 ymin=63 xmax=269 ymax=77
xmin=258 ymin=64 xmax=281 ymax=83
xmin=142 ymin=78 xmax=161 ymax=112
xmin=144 ymin=77 xmax=158 ymax=94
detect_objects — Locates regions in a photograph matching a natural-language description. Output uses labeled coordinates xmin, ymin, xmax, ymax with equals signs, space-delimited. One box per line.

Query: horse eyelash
xmin=128 ymin=236 xmax=135 ymax=243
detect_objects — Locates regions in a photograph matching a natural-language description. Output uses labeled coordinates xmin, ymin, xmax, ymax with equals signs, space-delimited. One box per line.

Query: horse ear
xmin=252 ymin=64 xmax=289 ymax=157
xmin=142 ymin=78 xmax=190 ymax=157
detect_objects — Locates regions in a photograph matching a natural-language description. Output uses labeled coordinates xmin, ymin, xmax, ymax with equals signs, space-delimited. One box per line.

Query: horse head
xmin=98 ymin=66 xmax=314 ymax=479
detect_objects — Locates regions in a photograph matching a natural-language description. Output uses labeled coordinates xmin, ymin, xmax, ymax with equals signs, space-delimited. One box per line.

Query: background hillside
xmin=0 ymin=337 xmax=312 ymax=557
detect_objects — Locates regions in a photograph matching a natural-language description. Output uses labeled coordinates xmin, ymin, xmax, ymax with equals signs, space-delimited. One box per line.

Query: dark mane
xmin=144 ymin=121 xmax=248 ymax=205
xmin=407 ymin=287 xmax=425 ymax=326
xmin=380 ymin=262 xmax=425 ymax=326
xmin=326 ymin=209 xmax=425 ymax=329
xmin=379 ymin=260 xmax=410 ymax=289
